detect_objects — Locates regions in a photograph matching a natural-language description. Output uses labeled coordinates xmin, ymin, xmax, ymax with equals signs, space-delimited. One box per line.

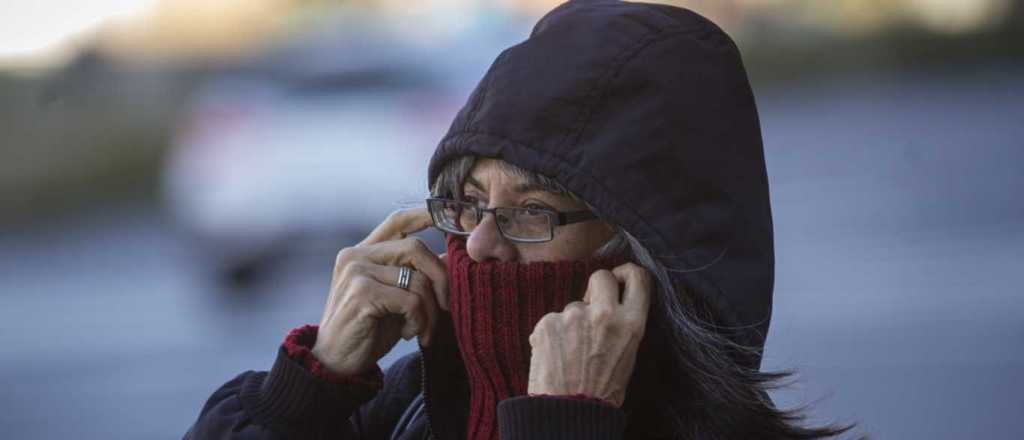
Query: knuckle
xmin=623 ymin=262 xmax=650 ymax=280
xmin=588 ymin=269 xmax=616 ymax=289
xmin=590 ymin=269 xmax=613 ymax=281
xmin=338 ymin=260 xmax=369 ymax=282
xmin=337 ymin=264 xmax=357 ymax=283
xmin=535 ymin=312 xmax=558 ymax=330
xmin=346 ymin=260 xmax=369 ymax=274
xmin=603 ymin=318 xmax=623 ymax=333
xmin=335 ymin=247 xmax=358 ymax=266
xmin=590 ymin=307 xmax=613 ymax=323
xmin=348 ymin=275 xmax=373 ymax=295
xmin=528 ymin=329 xmax=542 ymax=347
xmin=563 ymin=305 xmax=585 ymax=321
xmin=530 ymin=315 xmax=556 ymax=343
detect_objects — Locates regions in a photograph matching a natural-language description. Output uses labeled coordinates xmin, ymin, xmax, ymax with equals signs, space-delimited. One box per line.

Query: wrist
xmin=526 ymin=393 xmax=617 ymax=408
xmin=284 ymin=325 xmax=383 ymax=387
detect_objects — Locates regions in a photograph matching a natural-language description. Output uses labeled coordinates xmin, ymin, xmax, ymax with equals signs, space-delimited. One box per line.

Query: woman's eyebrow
xmin=464 ymin=176 xmax=561 ymax=197
xmin=513 ymin=182 xmax=562 ymax=196
xmin=464 ymin=176 xmax=485 ymax=192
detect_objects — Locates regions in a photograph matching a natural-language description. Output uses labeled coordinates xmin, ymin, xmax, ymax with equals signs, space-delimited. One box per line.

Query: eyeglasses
xmin=426 ymin=197 xmax=598 ymax=243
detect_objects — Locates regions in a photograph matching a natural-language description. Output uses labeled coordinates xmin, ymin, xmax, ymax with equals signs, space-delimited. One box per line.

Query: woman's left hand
xmin=527 ymin=263 xmax=652 ymax=408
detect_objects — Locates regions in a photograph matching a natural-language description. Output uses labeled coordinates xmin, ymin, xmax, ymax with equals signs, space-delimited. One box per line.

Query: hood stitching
xmin=465 ymin=49 xmax=510 ymax=129
xmin=565 ymin=29 xmax=720 ymax=151
xmin=560 ymin=28 xmax=702 ymax=158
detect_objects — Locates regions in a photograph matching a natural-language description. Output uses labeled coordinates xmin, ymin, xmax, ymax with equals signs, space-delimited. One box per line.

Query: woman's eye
xmin=523 ymin=204 xmax=548 ymax=214
xmin=462 ymin=195 xmax=484 ymax=206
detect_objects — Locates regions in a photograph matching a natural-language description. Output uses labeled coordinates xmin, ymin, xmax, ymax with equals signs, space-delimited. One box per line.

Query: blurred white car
xmin=163 ymin=16 xmax=523 ymax=283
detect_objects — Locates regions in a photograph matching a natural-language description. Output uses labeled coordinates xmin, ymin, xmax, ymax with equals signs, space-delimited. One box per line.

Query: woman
xmin=186 ymin=1 xmax=850 ymax=438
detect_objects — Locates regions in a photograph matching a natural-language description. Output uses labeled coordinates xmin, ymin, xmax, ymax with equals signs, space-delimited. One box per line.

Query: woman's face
xmin=461 ymin=158 xmax=616 ymax=263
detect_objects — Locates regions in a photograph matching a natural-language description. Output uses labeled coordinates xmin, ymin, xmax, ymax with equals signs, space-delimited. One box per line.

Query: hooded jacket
xmin=185 ymin=1 xmax=772 ymax=439
xmin=428 ymin=0 xmax=772 ymax=367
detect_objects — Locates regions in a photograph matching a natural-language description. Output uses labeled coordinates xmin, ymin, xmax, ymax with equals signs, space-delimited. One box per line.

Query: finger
xmin=562 ymin=300 xmax=587 ymax=316
xmin=363 ymin=264 xmax=439 ymax=347
xmin=365 ymin=238 xmax=450 ymax=311
xmin=351 ymin=274 xmax=429 ymax=341
xmin=358 ymin=207 xmax=434 ymax=247
xmin=612 ymin=263 xmax=652 ymax=316
xmin=583 ymin=269 xmax=619 ymax=309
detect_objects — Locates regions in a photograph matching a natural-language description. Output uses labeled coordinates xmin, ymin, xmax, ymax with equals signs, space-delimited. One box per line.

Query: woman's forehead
xmin=467 ymin=159 xmax=524 ymax=187
xmin=466 ymin=159 xmax=557 ymax=195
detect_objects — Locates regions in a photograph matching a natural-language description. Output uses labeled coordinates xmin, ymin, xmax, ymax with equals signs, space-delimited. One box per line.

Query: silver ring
xmin=396 ymin=266 xmax=413 ymax=291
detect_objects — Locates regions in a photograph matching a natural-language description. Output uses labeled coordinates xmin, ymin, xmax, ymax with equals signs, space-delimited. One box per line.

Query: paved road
xmin=2 ymin=64 xmax=1022 ymax=439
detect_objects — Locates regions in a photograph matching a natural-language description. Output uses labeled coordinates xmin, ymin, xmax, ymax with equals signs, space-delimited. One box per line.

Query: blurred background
xmin=1 ymin=0 xmax=1021 ymax=438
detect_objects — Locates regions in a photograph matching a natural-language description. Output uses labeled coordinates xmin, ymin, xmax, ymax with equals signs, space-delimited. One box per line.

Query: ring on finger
xmin=396 ymin=265 xmax=414 ymax=290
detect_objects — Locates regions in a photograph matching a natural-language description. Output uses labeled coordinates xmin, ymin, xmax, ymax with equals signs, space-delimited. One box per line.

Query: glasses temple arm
xmin=556 ymin=210 xmax=598 ymax=226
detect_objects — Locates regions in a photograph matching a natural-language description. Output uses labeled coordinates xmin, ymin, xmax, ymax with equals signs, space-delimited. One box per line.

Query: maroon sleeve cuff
xmin=283 ymin=324 xmax=384 ymax=390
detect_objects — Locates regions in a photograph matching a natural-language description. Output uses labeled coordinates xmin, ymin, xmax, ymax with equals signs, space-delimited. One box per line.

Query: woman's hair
xmin=432 ymin=155 xmax=853 ymax=439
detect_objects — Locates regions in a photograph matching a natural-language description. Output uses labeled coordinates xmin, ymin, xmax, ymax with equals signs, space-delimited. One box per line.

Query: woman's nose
xmin=466 ymin=213 xmax=518 ymax=262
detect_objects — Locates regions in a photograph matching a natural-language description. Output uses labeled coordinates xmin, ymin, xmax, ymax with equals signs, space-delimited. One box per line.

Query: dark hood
xmin=428 ymin=0 xmax=773 ymax=369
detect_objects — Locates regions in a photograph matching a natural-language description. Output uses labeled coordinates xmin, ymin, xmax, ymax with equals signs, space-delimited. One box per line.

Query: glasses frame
xmin=425 ymin=197 xmax=598 ymax=243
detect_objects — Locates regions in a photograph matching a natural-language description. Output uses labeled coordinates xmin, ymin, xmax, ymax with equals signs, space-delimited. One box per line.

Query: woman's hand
xmin=311 ymin=208 xmax=449 ymax=377
xmin=527 ymin=263 xmax=652 ymax=408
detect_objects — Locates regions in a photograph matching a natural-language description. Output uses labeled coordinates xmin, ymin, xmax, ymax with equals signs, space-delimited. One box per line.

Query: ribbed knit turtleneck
xmin=445 ymin=234 xmax=626 ymax=440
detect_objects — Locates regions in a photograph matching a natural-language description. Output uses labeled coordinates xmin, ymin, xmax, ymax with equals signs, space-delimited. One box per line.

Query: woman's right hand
xmin=311 ymin=208 xmax=449 ymax=377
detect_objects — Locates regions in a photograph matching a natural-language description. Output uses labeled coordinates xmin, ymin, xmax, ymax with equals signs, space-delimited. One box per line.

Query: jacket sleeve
xmin=184 ymin=347 xmax=423 ymax=440
xmin=497 ymin=396 xmax=628 ymax=440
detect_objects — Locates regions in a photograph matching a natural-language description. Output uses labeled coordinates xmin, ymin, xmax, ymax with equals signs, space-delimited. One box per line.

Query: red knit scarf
xmin=445 ymin=234 xmax=626 ymax=440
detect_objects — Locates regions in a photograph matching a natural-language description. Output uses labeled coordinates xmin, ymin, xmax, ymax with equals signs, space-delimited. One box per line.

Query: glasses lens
xmin=429 ymin=199 xmax=476 ymax=234
xmin=428 ymin=199 xmax=554 ymax=242
xmin=496 ymin=207 xmax=552 ymax=241
xmin=457 ymin=202 xmax=479 ymax=230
